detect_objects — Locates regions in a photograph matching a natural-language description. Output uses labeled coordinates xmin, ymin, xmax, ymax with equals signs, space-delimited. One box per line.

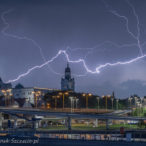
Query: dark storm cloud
xmin=115 ymin=80 xmax=146 ymax=98
xmin=0 ymin=0 xmax=146 ymax=98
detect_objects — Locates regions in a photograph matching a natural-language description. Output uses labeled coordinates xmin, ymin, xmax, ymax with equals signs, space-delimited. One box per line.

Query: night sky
xmin=0 ymin=0 xmax=146 ymax=98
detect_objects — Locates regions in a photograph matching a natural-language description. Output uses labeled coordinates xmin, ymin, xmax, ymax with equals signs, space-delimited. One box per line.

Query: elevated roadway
xmin=0 ymin=107 xmax=143 ymax=121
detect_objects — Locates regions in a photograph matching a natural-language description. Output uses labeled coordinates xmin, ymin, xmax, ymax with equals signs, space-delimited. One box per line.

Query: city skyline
xmin=0 ymin=0 xmax=146 ymax=98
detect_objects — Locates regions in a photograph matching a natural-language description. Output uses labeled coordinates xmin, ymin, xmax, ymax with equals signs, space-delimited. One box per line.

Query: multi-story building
xmin=13 ymin=84 xmax=59 ymax=107
xmin=0 ymin=78 xmax=12 ymax=106
xmin=61 ymin=63 xmax=75 ymax=91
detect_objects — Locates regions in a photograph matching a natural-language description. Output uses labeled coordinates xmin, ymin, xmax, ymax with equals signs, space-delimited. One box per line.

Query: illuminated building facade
xmin=13 ymin=83 xmax=59 ymax=107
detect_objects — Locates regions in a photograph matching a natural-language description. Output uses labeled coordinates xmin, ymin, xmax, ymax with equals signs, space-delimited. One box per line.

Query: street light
xmin=102 ymin=95 xmax=111 ymax=111
xmin=1 ymin=89 xmax=12 ymax=106
xmin=52 ymin=95 xmax=60 ymax=110
xmin=137 ymin=102 xmax=141 ymax=116
xmin=69 ymin=96 xmax=74 ymax=113
xmin=96 ymin=96 xmax=100 ymax=110
xmin=32 ymin=91 xmax=41 ymax=108
xmin=83 ymin=93 xmax=92 ymax=109
xmin=69 ymin=96 xmax=79 ymax=112
xmin=140 ymin=97 xmax=143 ymax=114
xmin=35 ymin=92 xmax=39 ymax=108
xmin=116 ymin=99 xmax=119 ymax=110
xmin=59 ymin=92 xmax=69 ymax=109
xmin=6 ymin=89 xmax=12 ymax=106
xmin=128 ymin=97 xmax=132 ymax=109
xmin=1 ymin=90 xmax=7 ymax=106
xmin=134 ymin=96 xmax=137 ymax=108
xmin=75 ymin=97 xmax=79 ymax=109
xmin=111 ymin=97 xmax=114 ymax=110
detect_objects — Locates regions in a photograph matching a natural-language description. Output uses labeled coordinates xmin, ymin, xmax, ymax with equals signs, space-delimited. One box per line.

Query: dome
xmin=15 ymin=83 xmax=24 ymax=89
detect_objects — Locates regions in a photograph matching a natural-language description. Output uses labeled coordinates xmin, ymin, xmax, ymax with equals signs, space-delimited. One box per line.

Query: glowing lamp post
xmin=111 ymin=97 xmax=114 ymax=110
xmin=102 ymin=95 xmax=111 ymax=111
xmin=69 ymin=96 xmax=74 ymax=113
xmin=2 ymin=90 xmax=7 ymax=106
xmin=59 ymin=92 xmax=69 ymax=109
xmin=7 ymin=89 xmax=12 ymax=106
xmin=52 ymin=95 xmax=60 ymax=110
xmin=83 ymin=93 xmax=92 ymax=109
xmin=128 ymin=97 xmax=132 ymax=109
xmin=1 ymin=89 xmax=12 ymax=106
xmin=96 ymin=96 xmax=100 ymax=110
xmin=75 ymin=97 xmax=79 ymax=109
xmin=116 ymin=99 xmax=119 ymax=110
xmin=32 ymin=91 xmax=41 ymax=108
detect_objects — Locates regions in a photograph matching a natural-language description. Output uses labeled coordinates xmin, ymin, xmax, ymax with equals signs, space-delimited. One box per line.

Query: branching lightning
xmin=1 ymin=0 xmax=146 ymax=83
xmin=6 ymin=49 xmax=146 ymax=83
xmin=102 ymin=0 xmax=143 ymax=56
xmin=1 ymin=9 xmax=63 ymax=76
xmin=126 ymin=0 xmax=142 ymax=55
xmin=1 ymin=9 xmax=92 ymax=78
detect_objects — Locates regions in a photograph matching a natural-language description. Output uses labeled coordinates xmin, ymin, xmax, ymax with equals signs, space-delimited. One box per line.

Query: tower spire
xmin=67 ymin=62 xmax=69 ymax=68
xmin=65 ymin=62 xmax=71 ymax=79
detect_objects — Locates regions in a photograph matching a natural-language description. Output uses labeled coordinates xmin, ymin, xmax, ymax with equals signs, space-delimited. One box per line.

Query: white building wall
xmin=13 ymin=87 xmax=60 ymax=107
xmin=13 ymin=88 xmax=35 ymax=104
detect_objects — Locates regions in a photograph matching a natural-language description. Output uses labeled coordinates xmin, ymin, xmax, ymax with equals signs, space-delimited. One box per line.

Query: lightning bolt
xmin=1 ymin=9 xmax=63 ymax=76
xmin=2 ymin=1 xmax=146 ymax=84
xmin=83 ymin=41 xmax=139 ymax=59
xmin=102 ymin=0 xmax=143 ymax=56
xmin=68 ymin=41 xmax=146 ymax=61
xmin=1 ymin=9 xmax=93 ymax=78
xmin=1 ymin=9 xmax=90 ymax=78
xmin=6 ymin=49 xmax=146 ymax=83
xmin=126 ymin=0 xmax=142 ymax=55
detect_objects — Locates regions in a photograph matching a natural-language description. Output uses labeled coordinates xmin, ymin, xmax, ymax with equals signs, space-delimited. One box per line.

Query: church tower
xmin=65 ymin=63 xmax=71 ymax=80
xmin=61 ymin=63 xmax=75 ymax=91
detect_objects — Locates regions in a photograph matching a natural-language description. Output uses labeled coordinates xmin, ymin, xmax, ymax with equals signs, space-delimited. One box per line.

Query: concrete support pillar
xmin=32 ymin=115 xmax=40 ymax=129
xmin=38 ymin=120 xmax=42 ymax=128
xmin=67 ymin=117 xmax=71 ymax=131
xmin=65 ymin=119 xmax=68 ymax=128
xmin=14 ymin=119 xmax=18 ymax=128
xmin=0 ymin=120 xmax=2 ymax=129
xmin=0 ymin=113 xmax=3 ymax=130
xmin=95 ymin=119 xmax=98 ymax=127
xmin=34 ymin=121 xmax=39 ymax=129
xmin=33 ymin=121 xmax=39 ymax=129
xmin=106 ymin=119 xmax=110 ymax=130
